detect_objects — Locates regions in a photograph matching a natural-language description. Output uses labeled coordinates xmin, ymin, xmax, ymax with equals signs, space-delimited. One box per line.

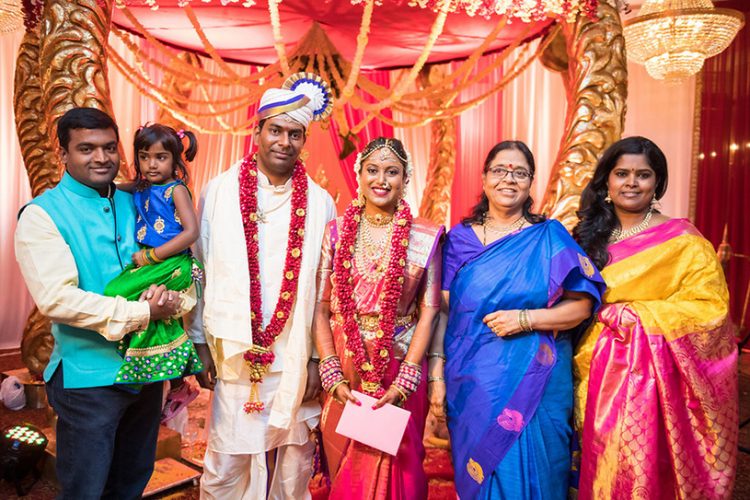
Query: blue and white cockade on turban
xmin=257 ymin=72 xmax=334 ymax=129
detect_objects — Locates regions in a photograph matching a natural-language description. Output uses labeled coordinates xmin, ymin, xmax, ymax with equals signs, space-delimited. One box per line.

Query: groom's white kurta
xmin=186 ymin=161 xmax=335 ymax=498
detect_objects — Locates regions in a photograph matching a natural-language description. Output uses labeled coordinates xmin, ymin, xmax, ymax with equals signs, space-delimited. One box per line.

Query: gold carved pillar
xmin=40 ymin=0 xmax=119 ymax=137
xmin=14 ymin=1 xmax=58 ymax=197
xmin=417 ymin=64 xmax=456 ymax=227
xmin=14 ymin=1 xmax=56 ymax=376
xmin=16 ymin=0 xmax=120 ymax=375
xmin=540 ymin=0 xmax=627 ymax=229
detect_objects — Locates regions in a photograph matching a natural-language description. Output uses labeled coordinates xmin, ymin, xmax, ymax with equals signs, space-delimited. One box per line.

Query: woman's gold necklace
xmin=363 ymin=212 xmax=393 ymax=227
xmin=610 ymin=208 xmax=653 ymax=243
xmin=482 ymin=214 xmax=525 ymax=245
xmin=355 ymin=216 xmax=394 ymax=281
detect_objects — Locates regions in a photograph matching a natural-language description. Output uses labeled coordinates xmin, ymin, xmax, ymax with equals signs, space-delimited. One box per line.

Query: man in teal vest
xmin=15 ymin=107 xmax=183 ymax=499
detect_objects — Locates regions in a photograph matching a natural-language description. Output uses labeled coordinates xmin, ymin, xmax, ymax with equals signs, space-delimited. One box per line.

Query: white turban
xmin=257 ymin=88 xmax=314 ymax=128
xmin=258 ymin=74 xmax=333 ymax=129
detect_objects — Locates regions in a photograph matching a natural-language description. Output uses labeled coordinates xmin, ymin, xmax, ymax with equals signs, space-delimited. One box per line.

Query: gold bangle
xmin=149 ymin=248 xmax=164 ymax=263
xmin=141 ymin=249 xmax=153 ymax=265
xmin=428 ymin=376 xmax=445 ymax=383
xmin=319 ymin=354 xmax=338 ymax=364
xmin=519 ymin=309 xmax=533 ymax=332
xmin=402 ymin=360 xmax=422 ymax=369
xmin=391 ymin=384 xmax=408 ymax=402
xmin=524 ymin=309 xmax=534 ymax=332
xmin=427 ymin=352 xmax=446 ymax=360
xmin=328 ymin=379 xmax=349 ymax=395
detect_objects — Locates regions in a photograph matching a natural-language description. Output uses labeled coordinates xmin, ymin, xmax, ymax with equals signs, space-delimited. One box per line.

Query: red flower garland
xmin=239 ymin=154 xmax=308 ymax=413
xmin=332 ymin=198 xmax=413 ymax=398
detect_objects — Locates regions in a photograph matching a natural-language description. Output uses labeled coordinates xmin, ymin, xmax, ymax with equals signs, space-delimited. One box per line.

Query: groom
xmin=188 ymin=75 xmax=336 ymax=498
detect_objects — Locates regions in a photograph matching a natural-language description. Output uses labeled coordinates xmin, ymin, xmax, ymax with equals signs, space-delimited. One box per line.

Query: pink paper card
xmin=334 ymin=390 xmax=411 ymax=456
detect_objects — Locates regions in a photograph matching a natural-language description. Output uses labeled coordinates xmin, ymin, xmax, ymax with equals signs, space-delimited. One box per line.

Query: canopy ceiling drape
xmin=113 ymin=1 xmax=553 ymax=69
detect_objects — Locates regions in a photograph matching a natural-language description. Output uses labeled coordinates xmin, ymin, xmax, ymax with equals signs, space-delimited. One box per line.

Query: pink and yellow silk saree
xmin=317 ymin=217 xmax=443 ymax=500
xmin=574 ymin=218 xmax=738 ymax=499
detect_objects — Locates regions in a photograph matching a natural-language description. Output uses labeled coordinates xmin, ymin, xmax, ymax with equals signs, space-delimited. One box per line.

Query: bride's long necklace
xmin=610 ymin=208 xmax=653 ymax=243
xmin=355 ymin=215 xmax=394 ymax=281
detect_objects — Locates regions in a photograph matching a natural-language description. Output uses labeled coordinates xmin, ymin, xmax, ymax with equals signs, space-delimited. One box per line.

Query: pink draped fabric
xmin=322 ymin=360 xmax=429 ymax=500
xmin=317 ymin=218 xmax=442 ymax=499
xmin=577 ymin=220 xmax=738 ymax=500
xmin=581 ymin=308 xmax=737 ymax=499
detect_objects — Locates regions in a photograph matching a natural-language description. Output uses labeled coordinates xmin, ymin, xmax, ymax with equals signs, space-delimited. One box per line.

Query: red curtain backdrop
xmin=451 ymin=54 xmax=505 ymax=226
xmin=694 ymin=0 xmax=750 ymax=330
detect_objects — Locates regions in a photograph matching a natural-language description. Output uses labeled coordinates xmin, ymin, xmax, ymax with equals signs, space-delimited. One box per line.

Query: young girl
xmin=104 ymin=124 xmax=204 ymax=419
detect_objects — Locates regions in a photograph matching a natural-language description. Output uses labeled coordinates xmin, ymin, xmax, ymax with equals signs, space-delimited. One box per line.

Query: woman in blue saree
xmin=431 ymin=141 xmax=605 ymax=499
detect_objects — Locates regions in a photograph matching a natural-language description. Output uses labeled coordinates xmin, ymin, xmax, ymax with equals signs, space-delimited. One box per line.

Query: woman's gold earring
xmin=605 ymin=193 xmax=612 ymax=203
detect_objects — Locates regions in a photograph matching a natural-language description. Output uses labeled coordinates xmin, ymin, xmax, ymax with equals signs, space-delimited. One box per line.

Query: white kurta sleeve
xmin=184 ymin=186 xmax=210 ymax=344
xmin=14 ymin=204 xmax=150 ymax=341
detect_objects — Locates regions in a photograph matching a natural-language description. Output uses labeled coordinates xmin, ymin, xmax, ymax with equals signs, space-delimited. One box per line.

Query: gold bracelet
xmin=319 ymin=354 xmax=338 ymax=364
xmin=392 ymin=384 xmax=408 ymax=403
xmin=149 ymin=248 xmax=164 ymax=263
xmin=328 ymin=379 xmax=349 ymax=395
xmin=141 ymin=249 xmax=154 ymax=265
xmin=519 ymin=309 xmax=533 ymax=332
xmin=402 ymin=360 xmax=422 ymax=369
xmin=427 ymin=352 xmax=446 ymax=360
xmin=428 ymin=376 xmax=445 ymax=383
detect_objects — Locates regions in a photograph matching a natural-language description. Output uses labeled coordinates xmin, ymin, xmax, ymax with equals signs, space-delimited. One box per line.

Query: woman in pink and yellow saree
xmin=573 ymin=137 xmax=738 ymax=500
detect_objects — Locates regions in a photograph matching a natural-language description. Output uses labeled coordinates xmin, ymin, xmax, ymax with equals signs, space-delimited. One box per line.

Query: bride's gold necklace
xmin=363 ymin=212 xmax=393 ymax=227
xmin=610 ymin=209 xmax=653 ymax=243
xmin=355 ymin=216 xmax=394 ymax=281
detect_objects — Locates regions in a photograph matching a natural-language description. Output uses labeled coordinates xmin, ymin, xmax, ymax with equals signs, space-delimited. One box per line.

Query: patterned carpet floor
xmin=0 ymin=350 xmax=456 ymax=499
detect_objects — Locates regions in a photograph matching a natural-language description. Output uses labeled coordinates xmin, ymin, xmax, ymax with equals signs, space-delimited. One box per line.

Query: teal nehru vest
xmin=31 ymin=173 xmax=139 ymax=388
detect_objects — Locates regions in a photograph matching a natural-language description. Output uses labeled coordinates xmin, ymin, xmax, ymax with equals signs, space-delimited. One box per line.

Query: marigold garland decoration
xmin=333 ymin=198 xmax=413 ymax=398
xmin=239 ymin=154 xmax=308 ymax=413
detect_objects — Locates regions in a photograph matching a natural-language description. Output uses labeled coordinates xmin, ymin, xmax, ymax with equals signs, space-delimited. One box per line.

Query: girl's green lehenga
xmin=104 ymin=253 xmax=204 ymax=384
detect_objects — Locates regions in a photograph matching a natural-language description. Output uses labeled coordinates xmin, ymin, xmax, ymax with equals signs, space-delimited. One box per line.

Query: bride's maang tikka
xmin=353 ymin=139 xmax=413 ymax=178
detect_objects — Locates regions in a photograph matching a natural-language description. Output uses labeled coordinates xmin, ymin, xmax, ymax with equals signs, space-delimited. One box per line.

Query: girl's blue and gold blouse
xmin=133 ymin=180 xmax=186 ymax=248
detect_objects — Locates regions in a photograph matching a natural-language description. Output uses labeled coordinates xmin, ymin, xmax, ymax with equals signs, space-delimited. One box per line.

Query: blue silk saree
xmin=442 ymin=220 xmax=605 ymax=499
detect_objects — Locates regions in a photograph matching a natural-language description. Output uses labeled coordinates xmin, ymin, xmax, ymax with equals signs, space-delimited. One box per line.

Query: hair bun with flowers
xmin=282 ymin=72 xmax=334 ymax=122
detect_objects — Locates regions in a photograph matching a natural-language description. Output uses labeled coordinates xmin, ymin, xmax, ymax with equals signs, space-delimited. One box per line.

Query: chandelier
xmin=0 ymin=0 xmax=23 ymax=34
xmin=623 ymin=0 xmax=745 ymax=82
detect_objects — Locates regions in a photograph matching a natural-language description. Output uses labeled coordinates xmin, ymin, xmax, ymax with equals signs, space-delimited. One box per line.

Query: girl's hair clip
xmin=176 ymin=129 xmax=185 ymax=139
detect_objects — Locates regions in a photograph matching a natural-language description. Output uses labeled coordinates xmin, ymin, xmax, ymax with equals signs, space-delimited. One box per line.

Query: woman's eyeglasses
xmin=487 ymin=164 xmax=532 ymax=182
